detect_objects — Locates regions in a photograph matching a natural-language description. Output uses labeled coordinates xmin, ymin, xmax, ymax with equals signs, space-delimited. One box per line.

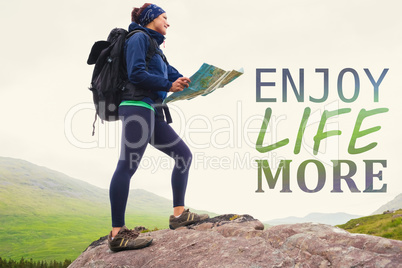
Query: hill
xmin=265 ymin=212 xmax=362 ymax=226
xmin=372 ymin=193 xmax=402 ymax=215
xmin=0 ymin=156 xmax=211 ymax=262
xmin=337 ymin=209 xmax=402 ymax=240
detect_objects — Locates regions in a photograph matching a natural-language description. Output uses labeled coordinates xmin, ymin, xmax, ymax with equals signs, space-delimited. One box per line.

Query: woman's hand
xmin=169 ymin=77 xmax=191 ymax=92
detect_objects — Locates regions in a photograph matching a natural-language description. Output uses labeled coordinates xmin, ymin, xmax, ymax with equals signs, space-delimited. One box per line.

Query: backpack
xmin=87 ymin=27 xmax=163 ymax=135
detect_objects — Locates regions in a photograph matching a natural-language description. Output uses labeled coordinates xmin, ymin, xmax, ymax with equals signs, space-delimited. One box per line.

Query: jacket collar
xmin=128 ymin=22 xmax=165 ymax=45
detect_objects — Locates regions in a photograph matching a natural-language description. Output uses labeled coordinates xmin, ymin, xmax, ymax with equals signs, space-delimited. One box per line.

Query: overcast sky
xmin=1 ymin=0 xmax=401 ymax=221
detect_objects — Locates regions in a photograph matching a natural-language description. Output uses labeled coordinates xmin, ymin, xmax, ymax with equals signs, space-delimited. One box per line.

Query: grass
xmin=336 ymin=209 xmax=402 ymax=240
xmin=0 ymin=157 xmax=178 ymax=262
xmin=0 ymin=213 xmax=169 ymax=262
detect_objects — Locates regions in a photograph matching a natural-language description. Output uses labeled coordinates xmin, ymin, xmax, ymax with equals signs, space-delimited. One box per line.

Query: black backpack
xmin=87 ymin=28 xmax=162 ymax=134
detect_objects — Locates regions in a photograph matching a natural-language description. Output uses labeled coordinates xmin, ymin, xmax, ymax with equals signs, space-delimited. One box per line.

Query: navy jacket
xmin=124 ymin=22 xmax=182 ymax=101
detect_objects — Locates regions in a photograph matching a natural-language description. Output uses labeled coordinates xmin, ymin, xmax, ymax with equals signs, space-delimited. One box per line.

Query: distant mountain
xmin=0 ymin=156 xmax=173 ymax=218
xmin=371 ymin=193 xmax=402 ymax=215
xmin=265 ymin=212 xmax=363 ymax=226
xmin=0 ymin=156 xmax=212 ymax=261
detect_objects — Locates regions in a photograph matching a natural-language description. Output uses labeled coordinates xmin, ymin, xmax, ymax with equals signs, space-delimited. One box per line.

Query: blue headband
xmin=139 ymin=4 xmax=165 ymax=27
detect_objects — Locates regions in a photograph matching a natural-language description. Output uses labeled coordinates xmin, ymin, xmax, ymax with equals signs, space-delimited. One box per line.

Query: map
xmin=163 ymin=63 xmax=244 ymax=104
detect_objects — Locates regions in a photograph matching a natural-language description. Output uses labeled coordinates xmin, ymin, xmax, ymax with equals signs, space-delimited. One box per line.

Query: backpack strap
xmin=123 ymin=30 xmax=172 ymax=124
xmin=126 ymin=30 xmax=168 ymax=70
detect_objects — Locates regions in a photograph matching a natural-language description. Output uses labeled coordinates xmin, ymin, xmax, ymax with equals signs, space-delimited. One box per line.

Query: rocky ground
xmin=69 ymin=214 xmax=402 ymax=268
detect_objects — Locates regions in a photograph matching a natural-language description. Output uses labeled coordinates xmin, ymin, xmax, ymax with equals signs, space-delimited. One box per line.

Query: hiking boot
xmin=169 ymin=209 xmax=209 ymax=229
xmin=108 ymin=226 xmax=153 ymax=252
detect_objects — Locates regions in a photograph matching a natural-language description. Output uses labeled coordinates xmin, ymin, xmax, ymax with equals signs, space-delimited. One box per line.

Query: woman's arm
xmin=125 ymin=32 xmax=172 ymax=92
xmin=167 ymin=65 xmax=183 ymax=82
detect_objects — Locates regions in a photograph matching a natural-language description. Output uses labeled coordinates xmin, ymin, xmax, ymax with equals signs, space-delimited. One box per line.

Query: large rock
xmin=69 ymin=214 xmax=402 ymax=268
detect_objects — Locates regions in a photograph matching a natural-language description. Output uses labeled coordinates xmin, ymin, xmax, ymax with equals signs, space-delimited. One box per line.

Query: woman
xmin=107 ymin=3 xmax=209 ymax=252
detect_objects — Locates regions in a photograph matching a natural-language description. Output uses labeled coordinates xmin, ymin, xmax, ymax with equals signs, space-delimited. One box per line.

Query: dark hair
xmin=131 ymin=3 xmax=152 ymax=22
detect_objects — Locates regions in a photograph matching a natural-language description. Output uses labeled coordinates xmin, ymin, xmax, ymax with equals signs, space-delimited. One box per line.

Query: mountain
xmin=0 ymin=156 xmax=174 ymax=219
xmin=0 ymin=156 xmax=211 ymax=262
xmin=265 ymin=212 xmax=363 ymax=226
xmin=372 ymin=193 xmax=402 ymax=215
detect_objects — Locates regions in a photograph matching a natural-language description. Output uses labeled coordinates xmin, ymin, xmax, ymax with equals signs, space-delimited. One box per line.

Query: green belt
xmin=119 ymin=100 xmax=155 ymax=113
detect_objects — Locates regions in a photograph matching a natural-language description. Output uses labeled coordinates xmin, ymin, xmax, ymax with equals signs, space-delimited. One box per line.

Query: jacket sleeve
xmin=125 ymin=32 xmax=172 ymax=92
xmin=167 ymin=65 xmax=183 ymax=82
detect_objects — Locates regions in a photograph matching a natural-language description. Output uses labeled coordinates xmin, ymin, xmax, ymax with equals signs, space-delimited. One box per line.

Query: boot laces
xmin=120 ymin=228 xmax=139 ymax=239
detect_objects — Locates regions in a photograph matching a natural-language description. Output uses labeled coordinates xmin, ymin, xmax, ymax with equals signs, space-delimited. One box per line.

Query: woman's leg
xmin=150 ymin=120 xmax=192 ymax=213
xmin=151 ymin=123 xmax=210 ymax=230
xmin=109 ymin=106 xmax=155 ymax=232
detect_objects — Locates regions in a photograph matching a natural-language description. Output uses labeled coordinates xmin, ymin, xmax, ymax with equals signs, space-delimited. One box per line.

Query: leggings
xmin=109 ymin=105 xmax=192 ymax=227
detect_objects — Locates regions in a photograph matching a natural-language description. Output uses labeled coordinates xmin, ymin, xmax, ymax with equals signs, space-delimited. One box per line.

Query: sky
xmin=1 ymin=0 xmax=401 ymax=221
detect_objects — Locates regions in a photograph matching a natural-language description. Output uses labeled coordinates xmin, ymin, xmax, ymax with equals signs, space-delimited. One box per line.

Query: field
xmin=0 ymin=213 xmax=168 ymax=261
xmin=0 ymin=157 xmax=174 ymax=261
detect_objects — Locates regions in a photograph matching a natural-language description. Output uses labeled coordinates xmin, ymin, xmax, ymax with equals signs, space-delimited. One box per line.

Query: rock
xmin=69 ymin=214 xmax=402 ymax=268
xmin=383 ymin=210 xmax=395 ymax=214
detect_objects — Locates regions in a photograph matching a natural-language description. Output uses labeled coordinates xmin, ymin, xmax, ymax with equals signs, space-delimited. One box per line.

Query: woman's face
xmin=148 ymin=13 xmax=170 ymax=35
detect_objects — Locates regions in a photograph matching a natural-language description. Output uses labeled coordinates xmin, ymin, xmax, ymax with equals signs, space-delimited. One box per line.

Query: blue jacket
xmin=125 ymin=22 xmax=182 ymax=101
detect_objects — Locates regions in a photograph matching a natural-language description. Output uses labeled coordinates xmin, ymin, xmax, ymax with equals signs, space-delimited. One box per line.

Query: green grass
xmin=0 ymin=157 xmax=215 ymax=262
xmin=0 ymin=213 xmax=169 ymax=262
xmin=336 ymin=209 xmax=402 ymax=240
xmin=0 ymin=157 xmax=173 ymax=262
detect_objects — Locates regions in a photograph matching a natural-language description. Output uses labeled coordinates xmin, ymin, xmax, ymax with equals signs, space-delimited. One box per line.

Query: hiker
xmin=107 ymin=3 xmax=209 ymax=252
